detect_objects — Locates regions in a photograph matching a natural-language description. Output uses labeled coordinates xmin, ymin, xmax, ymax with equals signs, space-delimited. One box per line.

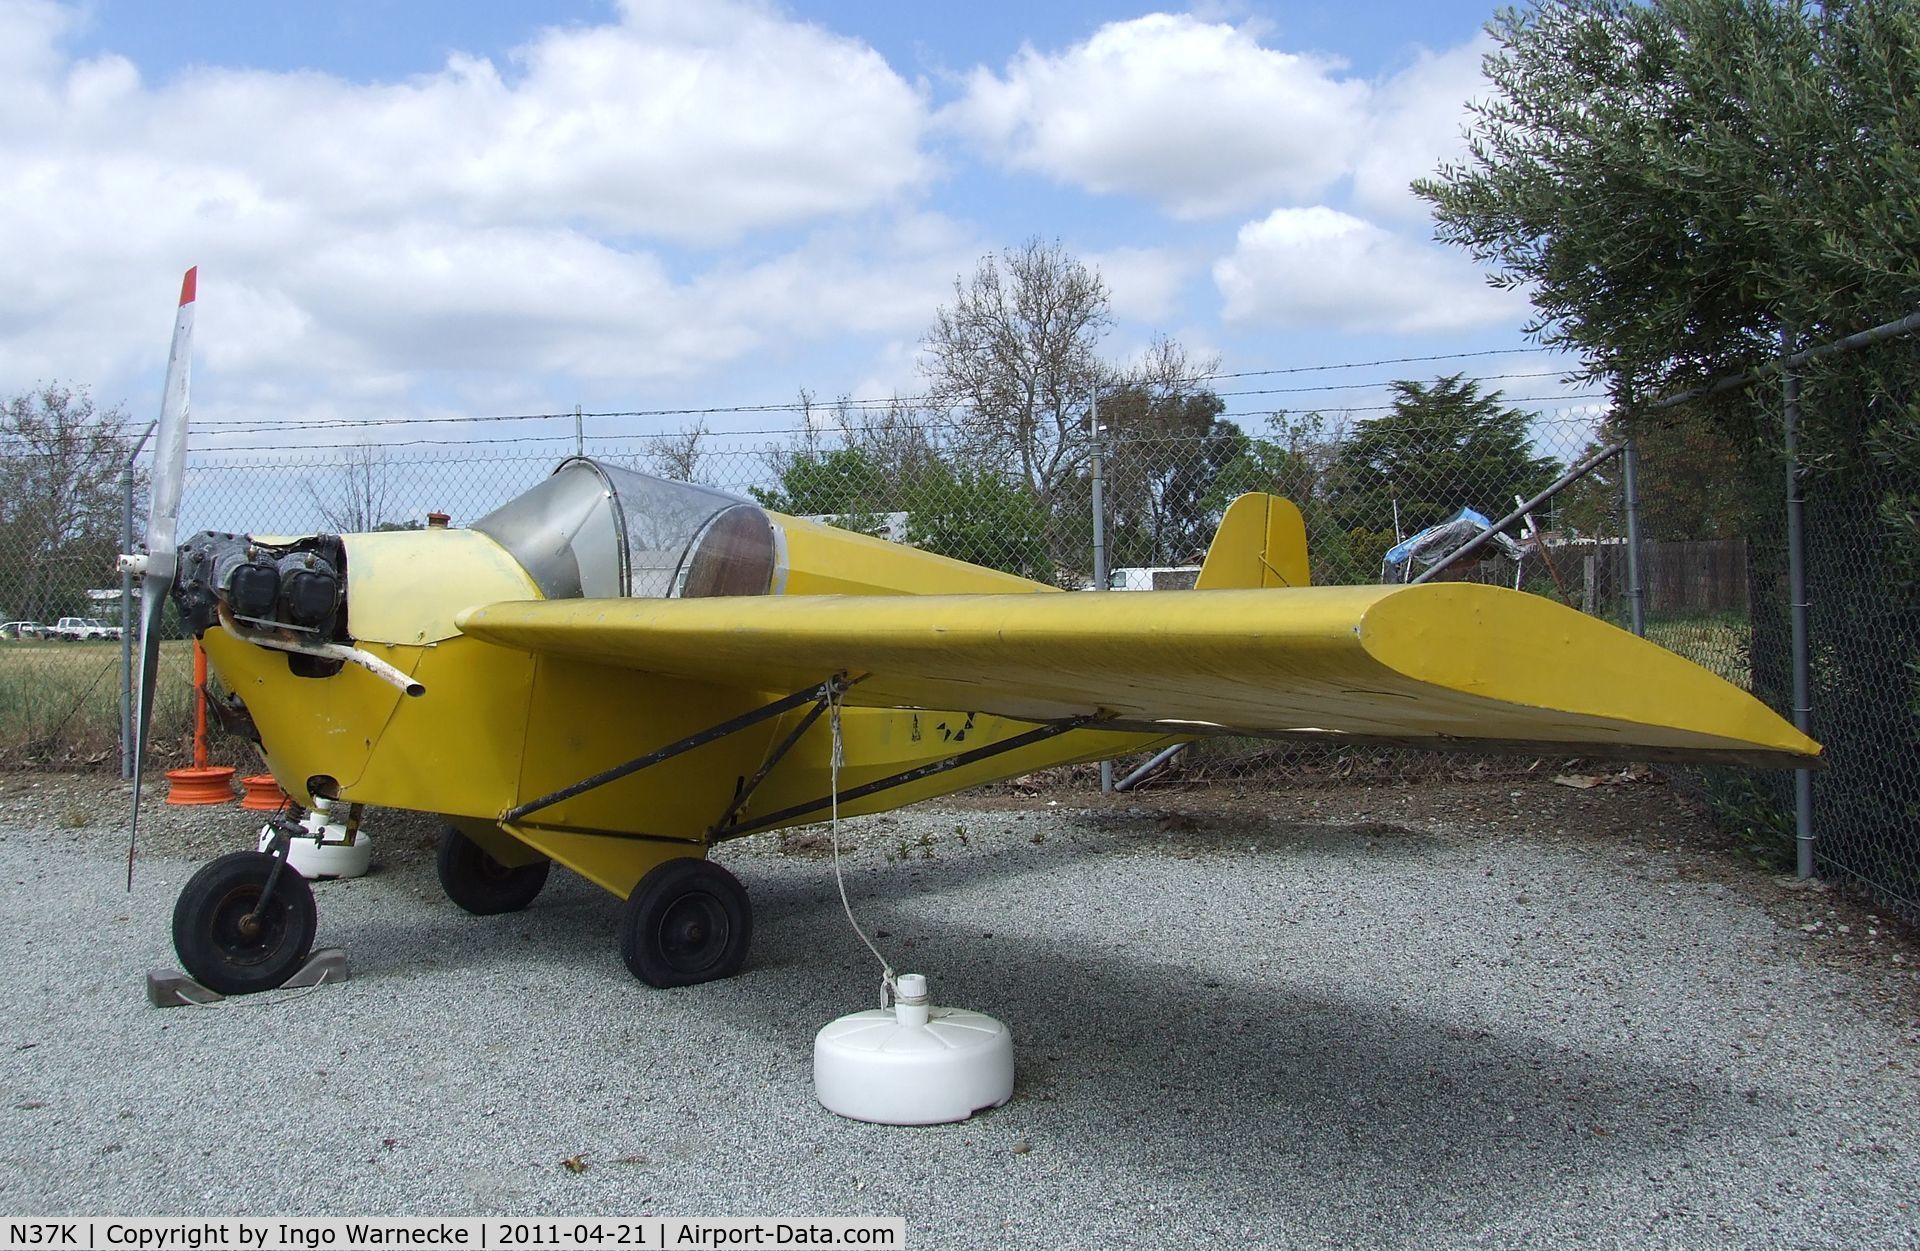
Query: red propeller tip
xmin=179 ymin=266 xmax=197 ymax=306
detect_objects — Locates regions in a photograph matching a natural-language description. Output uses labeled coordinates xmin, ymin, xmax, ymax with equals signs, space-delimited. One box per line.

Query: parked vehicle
xmin=1107 ymin=565 xmax=1202 ymax=591
xmin=0 ymin=621 xmax=47 ymax=640
xmin=52 ymin=616 xmax=122 ymax=641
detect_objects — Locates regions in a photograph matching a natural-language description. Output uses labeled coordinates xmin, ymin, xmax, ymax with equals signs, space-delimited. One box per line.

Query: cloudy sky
xmin=0 ymin=0 xmax=1595 ymax=458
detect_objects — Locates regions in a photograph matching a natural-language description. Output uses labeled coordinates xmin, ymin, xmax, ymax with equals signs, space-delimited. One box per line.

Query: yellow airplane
xmin=122 ymin=270 xmax=1820 ymax=997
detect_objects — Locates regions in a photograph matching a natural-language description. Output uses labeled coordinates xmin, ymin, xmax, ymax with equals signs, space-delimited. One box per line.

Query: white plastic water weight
xmin=813 ymin=973 xmax=1014 ymax=1125
xmin=257 ymin=797 xmax=371 ymax=880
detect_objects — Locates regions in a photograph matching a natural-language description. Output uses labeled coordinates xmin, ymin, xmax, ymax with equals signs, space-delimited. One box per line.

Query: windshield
xmin=472 ymin=458 xmax=777 ymax=601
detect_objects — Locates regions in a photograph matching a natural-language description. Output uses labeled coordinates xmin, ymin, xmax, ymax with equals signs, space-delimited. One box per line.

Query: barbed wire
xmin=4 ymin=351 xmax=1604 ymax=457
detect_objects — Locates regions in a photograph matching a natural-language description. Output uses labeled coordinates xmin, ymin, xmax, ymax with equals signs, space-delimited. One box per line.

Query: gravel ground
xmin=0 ymin=771 xmax=1916 ymax=1249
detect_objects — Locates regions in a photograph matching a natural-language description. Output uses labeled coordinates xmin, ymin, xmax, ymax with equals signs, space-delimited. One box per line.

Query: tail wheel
xmin=620 ymin=858 xmax=752 ymax=988
xmin=436 ymin=826 xmax=550 ymax=915
xmin=172 ymin=850 xmax=317 ymax=995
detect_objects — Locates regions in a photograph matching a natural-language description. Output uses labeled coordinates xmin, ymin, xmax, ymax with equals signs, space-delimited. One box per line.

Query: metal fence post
xmin=119 ymin=420 xmax=157 ymax=781
xmin=119 ymin=463 xmax=134 ymax=780
xmin=1622 ymin=439 xmax=1647 ymax=637
xmin=1781 ymin=325 xmax=1816 ymax=879
xmin=1091 ymin=387 xmax=1112 ymax=794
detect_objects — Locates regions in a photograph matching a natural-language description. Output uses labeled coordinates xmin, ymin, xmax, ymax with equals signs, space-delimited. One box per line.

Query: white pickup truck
xmin=52 ymin=616 xmax=122 ymax=641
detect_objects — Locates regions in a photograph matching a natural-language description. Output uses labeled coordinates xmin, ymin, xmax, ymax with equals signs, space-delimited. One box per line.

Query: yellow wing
xmin=455 ymin=582 xmax=1818 ymax=769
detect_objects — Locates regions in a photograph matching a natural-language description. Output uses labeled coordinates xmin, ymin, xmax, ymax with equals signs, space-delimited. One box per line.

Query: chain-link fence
xmin=1643 ymin=329 xmax=1920 ymax=924
xmin=1 ymin=365 xmax=1912 ymax=921
xmin=1 ymin=394 xmax=1624 ymax=770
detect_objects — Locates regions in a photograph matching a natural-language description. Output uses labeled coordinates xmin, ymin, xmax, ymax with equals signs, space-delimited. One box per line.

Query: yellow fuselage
xmin=204 ymin=515 xmax=1161 ymax=898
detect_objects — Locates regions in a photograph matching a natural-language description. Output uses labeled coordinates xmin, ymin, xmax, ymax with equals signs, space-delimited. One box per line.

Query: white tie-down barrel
xmin=813 ymin=973 xmax=1014 ymax=1125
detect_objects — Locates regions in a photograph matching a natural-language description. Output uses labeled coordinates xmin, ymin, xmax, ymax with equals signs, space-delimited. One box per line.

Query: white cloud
xmin=946 ymin=14 xmax=1366 ymax=218
xmin=0 ymin=1 xmax=948 ymax=416
xmin=1084 ymin=246 xmax=1194 ymax=322
xmin=1213 ymin=206 xmax=1522 ymax=333
xmin=1351 ymin=38 xmax=1489 ymax=221
xmin=949 ymin=18 xmax=1494 ymax=228
xmin=44 ymin=1 xmax=933 ymax=246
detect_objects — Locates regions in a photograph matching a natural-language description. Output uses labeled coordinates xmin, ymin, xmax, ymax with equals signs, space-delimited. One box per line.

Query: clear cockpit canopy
xmin=472 ymin=458 xmax=777 ymax=600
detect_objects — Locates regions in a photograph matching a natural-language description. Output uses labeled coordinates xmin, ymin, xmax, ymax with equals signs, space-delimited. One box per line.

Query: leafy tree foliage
xmin=1328 ymin=375 xmax=1562 ymax=536
xmin=0 ymin=384 xmax=138 ymax=621
xmin=1098 ymin=385 xmax=1241 ymax=568
xmin=750 ymin=394 xmax=944 ymax=538
xmin=751 ymin=446 xmax=886 ymax=518
xmin=1559 ymin=411 xmax=1750 ymax=540
xmin=1417 ymin=0 xmax=1920 ymax=403
xmin=903 ymin=464 xmax=1051 ymax=579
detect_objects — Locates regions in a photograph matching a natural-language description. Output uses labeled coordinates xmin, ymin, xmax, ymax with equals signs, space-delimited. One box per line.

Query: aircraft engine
xmin=176 ymin=531 xmax=347 ymax=642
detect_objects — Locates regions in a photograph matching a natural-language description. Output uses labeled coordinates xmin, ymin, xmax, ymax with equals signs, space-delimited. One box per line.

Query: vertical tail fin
xmin=1195 ymin=494 xmax=1310 ymax=590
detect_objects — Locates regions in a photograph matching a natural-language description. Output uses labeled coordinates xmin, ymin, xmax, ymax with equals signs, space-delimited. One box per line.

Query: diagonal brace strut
xmin=502 ymin=676 xmax=848 ymax=825
xmin=716 ymin=716 xmax=1093 ymax=839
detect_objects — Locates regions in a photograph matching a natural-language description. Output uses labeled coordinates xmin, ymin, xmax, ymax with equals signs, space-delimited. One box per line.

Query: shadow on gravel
xmin=750 ymin=876 xmax=1735 ymax=1237
xmin=304 ymin=817 xmax=1746 ymax=1239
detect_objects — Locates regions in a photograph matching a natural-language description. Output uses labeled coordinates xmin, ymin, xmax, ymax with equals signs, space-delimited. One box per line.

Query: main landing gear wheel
xmin=436 ymin=826 xmax=550 ymax=915
xmin=172 ymin=850 xmax=318 ymax=995
xmin=620 ymin=858 xmax=752 ymax=988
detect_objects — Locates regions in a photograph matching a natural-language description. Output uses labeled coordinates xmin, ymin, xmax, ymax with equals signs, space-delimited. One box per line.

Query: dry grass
xmin=0 ymin=639 xmax=198 ymax=765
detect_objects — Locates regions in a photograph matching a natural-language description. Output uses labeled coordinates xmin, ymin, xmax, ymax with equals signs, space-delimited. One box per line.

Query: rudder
xmin=1195 ymin=494 xmax=1310 ymax=589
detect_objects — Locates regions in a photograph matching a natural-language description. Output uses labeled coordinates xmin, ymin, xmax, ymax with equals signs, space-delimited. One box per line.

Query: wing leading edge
xmin=455 ymin=582 xmax=1820 ymax=769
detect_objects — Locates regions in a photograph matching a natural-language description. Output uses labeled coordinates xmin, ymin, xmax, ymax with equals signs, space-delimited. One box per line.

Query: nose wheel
xmin=171 ymin=849 xmax=318 ymax=995
xmin=620 ymin=858 xmax=751 ymax=988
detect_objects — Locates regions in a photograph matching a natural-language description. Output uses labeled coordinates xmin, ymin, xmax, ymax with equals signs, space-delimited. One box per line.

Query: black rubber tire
xmin=620 ymin=858 xmax=752 ymax=988
xmin=436 ymin=826 xmax=550 ymax=915
xmin=172 ymin=850 xmax=318 ymax=995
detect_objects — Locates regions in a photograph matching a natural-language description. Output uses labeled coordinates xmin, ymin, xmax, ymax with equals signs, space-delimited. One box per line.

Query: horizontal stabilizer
xmin=456 ymin=583 xmax=1819 ymax=768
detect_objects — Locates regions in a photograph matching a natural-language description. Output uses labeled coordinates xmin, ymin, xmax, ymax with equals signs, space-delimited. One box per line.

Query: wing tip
xmin=179 ymin=266 xmax=197 ymax=306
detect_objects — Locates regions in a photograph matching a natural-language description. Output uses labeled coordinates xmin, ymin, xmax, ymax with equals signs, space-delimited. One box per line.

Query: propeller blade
xmin=126 ymin=267 xmax=196 ymax=890
xmin=126 ymin=578 xmax=171 ymax=890
xmin=145 ymin=266 xmax=196 ymax=581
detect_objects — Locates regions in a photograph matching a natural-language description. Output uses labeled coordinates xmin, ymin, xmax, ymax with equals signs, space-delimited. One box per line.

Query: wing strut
xmin=501 ymin=675 xmax=851 ymax=825
xmin=715 ymin=716 xmax=1094 ymax=840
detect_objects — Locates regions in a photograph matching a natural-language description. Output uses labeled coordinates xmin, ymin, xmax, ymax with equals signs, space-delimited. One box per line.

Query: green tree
xmin=1559 ymin=410 xmax=1750 ymax=541
xmin=1415 ymin=0 xmax=1920 ymax=419
xmin=1097 ymin=388 xmax=1242 ymax=568
xmin=751 ymin=393 xmax=941 ymax=536
xmin=751 ymin=446 xmax=884 ymax=518
xmin=902 ymin=464 xmax=1051 ymax=579
xmin=1328 ymin=375 xmax=1561 ymax=536
xmin=0 ymin=384 xmax=138 ymax=621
